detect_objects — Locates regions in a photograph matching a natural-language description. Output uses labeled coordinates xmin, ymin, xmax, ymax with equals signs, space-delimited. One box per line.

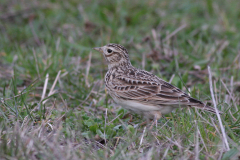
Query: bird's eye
xmin=107 ymin=49 xmax=112 ymax=53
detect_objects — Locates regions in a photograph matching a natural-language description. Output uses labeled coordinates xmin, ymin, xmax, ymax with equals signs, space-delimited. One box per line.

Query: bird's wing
xmin=111 ymin=71 xmax=220 ymax=114
xmin=112 ymin=75 xmax=197 ymax=105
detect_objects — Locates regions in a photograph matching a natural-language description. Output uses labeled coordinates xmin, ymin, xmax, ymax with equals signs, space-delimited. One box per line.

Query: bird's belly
xmin=115 ymin=99 xmax=175 ymax=115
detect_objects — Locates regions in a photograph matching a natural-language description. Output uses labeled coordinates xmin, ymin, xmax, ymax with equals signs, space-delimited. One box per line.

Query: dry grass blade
xmin=163 ymin=24 xmax=187 ymax=42
xmin=42 ymin=71 xmax=61 ymax=105
xmin=40 ymin=73 xmax=49 ymax=108
xmin=221 ymin=79 xmax=238 ymax=111
xmin=161 ymin=145 xmax=170 ymax=160
xmin=169 ymin=74 xmax=175 ymax=83
xmin=197 ymin=125 xmax=208 ymax=152
xmin=49 ymin=70 xmax=61 ymax=96
xmin=195 ymin=121 xmax=199 ymax=160
xmin=104 ymin=108 xmax=108 ymax=144
xmin=85 ymin=52 xmax=92 ymax=88
xmin=107 ymin=113 xmax=123 ymax=125
xmin=138 ymin=126 xmax=146 ymax=151
xmin=32 ymin=48 xmax=40 ymax=78
xmin=207 ymin=66 xmax=230 ymax=151
xmin=79 ymin=80 xmax=101 ymax=106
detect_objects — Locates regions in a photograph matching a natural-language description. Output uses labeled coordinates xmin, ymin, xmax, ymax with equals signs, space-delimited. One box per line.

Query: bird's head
xmin=93 ymin=43 xmax=131 ymax=69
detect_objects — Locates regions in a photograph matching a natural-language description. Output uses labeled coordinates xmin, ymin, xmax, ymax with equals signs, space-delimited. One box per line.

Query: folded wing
xmin=111 ymin=73 xmax=221 ymax=114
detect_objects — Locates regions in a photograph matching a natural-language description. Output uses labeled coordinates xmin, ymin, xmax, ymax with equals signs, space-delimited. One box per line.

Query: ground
xmin=0 ymin=0 xmax=240 ymax=159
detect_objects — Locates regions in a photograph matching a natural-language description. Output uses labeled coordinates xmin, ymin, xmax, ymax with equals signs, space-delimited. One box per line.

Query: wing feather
xmin=111 ymin=74 xmax=205 ymax=107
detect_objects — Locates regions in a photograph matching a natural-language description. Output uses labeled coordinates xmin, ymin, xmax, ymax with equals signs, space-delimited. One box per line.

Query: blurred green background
xmin=0 ymin=0 xmax=240 ymax=159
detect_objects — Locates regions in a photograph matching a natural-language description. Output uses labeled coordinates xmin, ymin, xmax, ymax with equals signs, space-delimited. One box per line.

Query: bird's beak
xmin=93 ymin=47 xmax=103 ymax=53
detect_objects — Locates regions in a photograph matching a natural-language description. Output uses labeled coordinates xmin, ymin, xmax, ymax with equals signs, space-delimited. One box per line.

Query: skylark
xmin=93 ymin=43 xmax=222 ymax=120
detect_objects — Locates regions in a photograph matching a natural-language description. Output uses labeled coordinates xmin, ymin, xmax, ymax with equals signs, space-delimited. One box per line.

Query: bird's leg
xmin=139 ymin=115 xmax=153 ymax=126
xmin=149 ymin=117 xmax=157 ymax=130
xmin=122 ymin=112 xmax=133 ymax=122
xmin=149 ymin=111 xmax=162 ymax=130
xmin=139 ymin=121 xmax=148 ymax=126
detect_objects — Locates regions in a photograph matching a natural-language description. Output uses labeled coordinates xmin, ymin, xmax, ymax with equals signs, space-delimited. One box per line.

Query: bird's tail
xmin=191 ymin=105 xmax=223 ymax=115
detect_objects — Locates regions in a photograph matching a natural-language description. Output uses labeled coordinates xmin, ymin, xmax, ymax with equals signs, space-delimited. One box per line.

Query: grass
xmin=0 ymin=0 xmax=240 ymax=159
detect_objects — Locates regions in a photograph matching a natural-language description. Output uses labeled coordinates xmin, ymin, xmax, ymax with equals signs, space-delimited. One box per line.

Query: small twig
xmin=208 ymin=66 xmax=230 ymax=151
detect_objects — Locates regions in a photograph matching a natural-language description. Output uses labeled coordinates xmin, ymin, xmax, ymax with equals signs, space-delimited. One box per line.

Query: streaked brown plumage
xmin=93 ymin=43 xmax=222 ymax=120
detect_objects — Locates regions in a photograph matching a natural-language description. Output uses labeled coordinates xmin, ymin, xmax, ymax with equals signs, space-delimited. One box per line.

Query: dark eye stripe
xmin=108 ymin=44 xmax=128 ymax=54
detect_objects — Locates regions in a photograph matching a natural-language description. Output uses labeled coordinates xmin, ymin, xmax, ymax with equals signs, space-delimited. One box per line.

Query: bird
xmin=93 ymin=43 xmax=222 ymax=122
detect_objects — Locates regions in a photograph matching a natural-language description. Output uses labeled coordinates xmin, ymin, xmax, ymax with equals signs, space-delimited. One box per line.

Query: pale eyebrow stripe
xmin=108 ymin=44 xmax=128 ymax=53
